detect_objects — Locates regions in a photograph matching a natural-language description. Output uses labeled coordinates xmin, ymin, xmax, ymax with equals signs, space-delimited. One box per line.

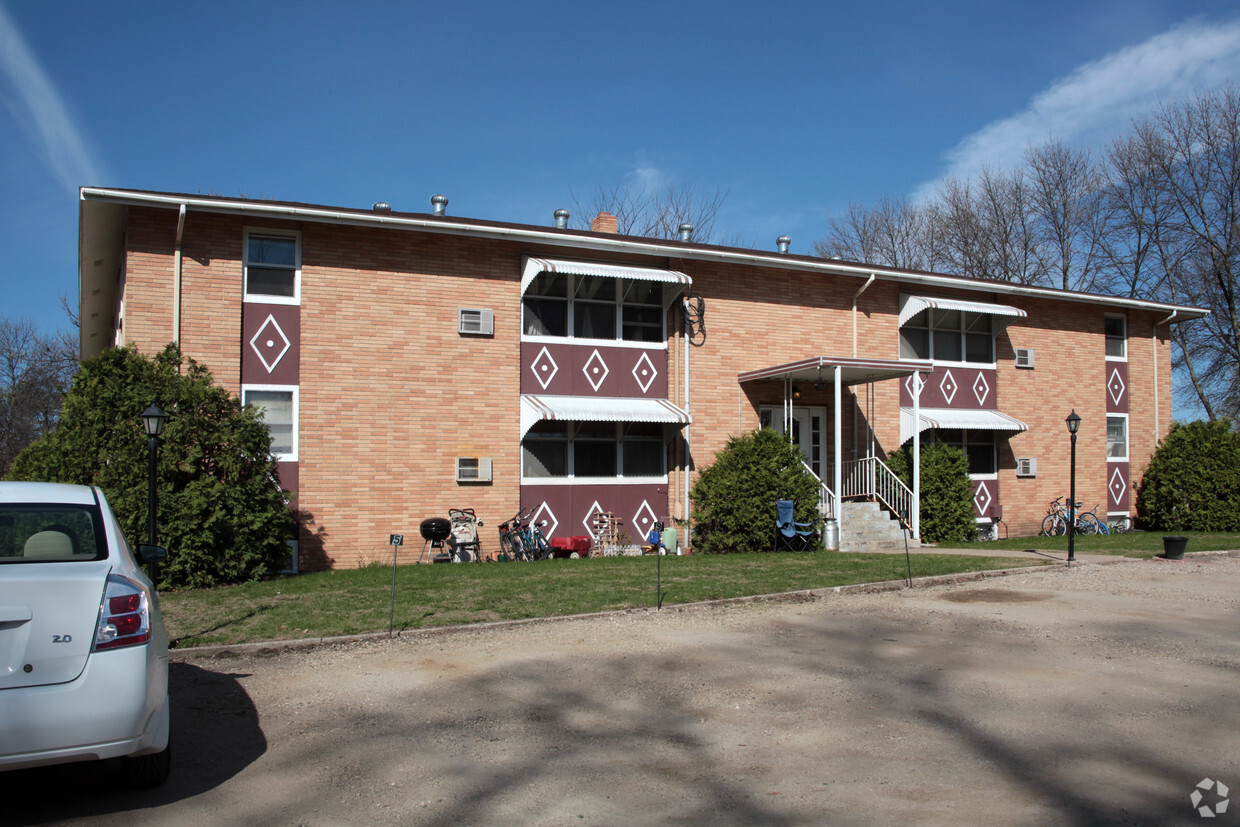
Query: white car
xmin=0 ymin=481 xmax=171 ymax=786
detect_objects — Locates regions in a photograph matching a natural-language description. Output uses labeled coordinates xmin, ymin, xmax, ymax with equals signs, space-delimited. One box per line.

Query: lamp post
xmin=1065 ymin=410 xmax=1081 ymax=565
xmin=141 ymin=404 xmax=168 ymax=558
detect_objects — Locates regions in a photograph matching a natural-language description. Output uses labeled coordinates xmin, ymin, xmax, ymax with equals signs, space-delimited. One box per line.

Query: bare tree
xmin=0 ymin=319 xmax=79 ymax=476
xmin=812 ymin=196 xmax=939 ymax=271
xmin=1026 ymin=140 xmax=1109 ymax=292
xmin=571 ymin=180 xmax=737 ymax=244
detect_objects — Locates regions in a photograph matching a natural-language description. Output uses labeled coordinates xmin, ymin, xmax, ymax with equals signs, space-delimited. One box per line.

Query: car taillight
xmin=93 ymin=574 xmax=152 ymax=651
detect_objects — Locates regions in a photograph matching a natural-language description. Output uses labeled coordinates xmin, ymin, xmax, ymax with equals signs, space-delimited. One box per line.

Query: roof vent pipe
xmin=372 ymin=201 xmax=391 ymax=212
xmin=430 ymin=194 xmax=448 ymax=216
xmin=777 ymin=236 xmax=791 ymax=254
xmin=678 ymin=223 xmax=694 ymax=242
xmin=554 ymin=209 xmax=570 ymax=229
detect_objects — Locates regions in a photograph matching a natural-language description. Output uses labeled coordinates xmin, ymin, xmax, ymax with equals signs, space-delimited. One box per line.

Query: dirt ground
xmin=4 ymin=552 xmax=1239 ymax=826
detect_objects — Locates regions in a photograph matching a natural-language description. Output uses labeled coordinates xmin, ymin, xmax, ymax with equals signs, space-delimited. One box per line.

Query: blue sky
xmin=3 ymin=1 xmax=1239 ymax=353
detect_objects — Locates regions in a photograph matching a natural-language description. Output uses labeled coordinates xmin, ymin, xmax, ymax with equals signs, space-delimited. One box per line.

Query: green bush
xmin=1136 ymin=419 xmax=1240 ymax=531
xmin=8 ymin=344 xmax=293 ymax=588
xmin=887 ymin=441 xmax=976 ymax=544
xmin=690 ymin=428 xmax=823 ymax=553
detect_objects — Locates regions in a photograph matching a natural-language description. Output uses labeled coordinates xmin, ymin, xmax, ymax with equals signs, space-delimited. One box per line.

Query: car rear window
xmin=0 ymin=505 xmax=106 ymax=563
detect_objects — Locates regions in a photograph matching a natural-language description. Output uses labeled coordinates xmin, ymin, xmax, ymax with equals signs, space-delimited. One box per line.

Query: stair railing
xmin=842 ymin=457 xmax=913 ymax=532
xmin=801 ymin=460 xmax=834 ymax=520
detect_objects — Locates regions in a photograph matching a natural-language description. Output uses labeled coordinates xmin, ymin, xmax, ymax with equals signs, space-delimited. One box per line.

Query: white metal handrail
xmin=842 ymin=457 xmax=914 ymax=531
xmin=801 ymin=460 xmax=835 ymax=520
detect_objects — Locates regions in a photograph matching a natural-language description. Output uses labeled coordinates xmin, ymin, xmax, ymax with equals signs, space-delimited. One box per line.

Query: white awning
xmin=899 ymin=295 xmax=1027 ymax=327
xmin=521 ymin=256 xmax=692 ymax=296
xmin=521 ymin=395 xmax=692 ymax=436
xmin=900 ymin=407 xmax=1030 ymax=443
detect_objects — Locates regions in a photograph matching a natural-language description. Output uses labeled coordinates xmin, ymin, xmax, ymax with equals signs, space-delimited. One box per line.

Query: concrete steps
xmin=839 ymin=499 xmax=918 ymax=552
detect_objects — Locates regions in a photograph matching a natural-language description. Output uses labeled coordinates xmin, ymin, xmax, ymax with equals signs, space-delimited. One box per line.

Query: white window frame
xmin=520 ymin=421 xmax=668 ymax=484
xmin=1106 ymin=414 xmax=1129 ymax=462
xmin=522 ymin=273 xmax=668 ymax=346
xmin=243 ymin=384 xmax=299 ymax=462
xmin=899 ymin=309 xmax=997 ymax=368
xmin=1105 ymin=315 xmax=1127 ymax=361
xmin=244 ymin=229 xmax=301 ymax=305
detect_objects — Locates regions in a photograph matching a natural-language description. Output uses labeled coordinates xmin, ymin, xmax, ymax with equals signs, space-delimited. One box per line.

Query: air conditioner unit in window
xmin=1016 ymin=457 xmax=1037 ymax=477
xmin=1015 ymin=348 xmax=1035 ymax=369
xmin=458 ymin=308 xmax=494 ymax=336
xmin=456 ymin=457 xmax=493 ymax=482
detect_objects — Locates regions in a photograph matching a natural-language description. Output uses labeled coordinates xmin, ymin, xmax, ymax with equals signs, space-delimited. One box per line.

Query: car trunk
xmin=0 ymin=561 xmax=111 ymax=690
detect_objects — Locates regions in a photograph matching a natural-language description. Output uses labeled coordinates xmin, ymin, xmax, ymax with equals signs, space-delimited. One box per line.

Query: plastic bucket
xmin=1161 ymin=536 xmax=1188 ymax=560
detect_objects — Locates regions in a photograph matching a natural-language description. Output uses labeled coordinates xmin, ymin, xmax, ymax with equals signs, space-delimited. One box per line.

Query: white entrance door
xmin=761 ymin=406 xmax=825 ymax=479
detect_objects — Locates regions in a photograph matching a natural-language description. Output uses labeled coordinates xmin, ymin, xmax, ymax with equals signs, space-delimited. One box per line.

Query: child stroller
xmin=446 ymin=508 xmax=483 ymax=562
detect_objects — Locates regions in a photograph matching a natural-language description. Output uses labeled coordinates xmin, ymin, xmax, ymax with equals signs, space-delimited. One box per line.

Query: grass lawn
xmin=935 ymin=530 xmax=1240 ymax=558
xmin=160 ymin=551 xmax=1045 ymax=649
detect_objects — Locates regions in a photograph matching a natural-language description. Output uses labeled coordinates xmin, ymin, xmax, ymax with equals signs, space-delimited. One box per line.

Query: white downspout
xmin=851 ymin=273 xmax=876 ymax=358
xmin=913 ymin=370 xmax=922 ymax=540
xmin=172 ymin=204 xmax=187 ymax=346
xmin=683 ymin=295 xmax=691 ymax=537
xmin=1154 ymin=310 xmax=1178 ymax=437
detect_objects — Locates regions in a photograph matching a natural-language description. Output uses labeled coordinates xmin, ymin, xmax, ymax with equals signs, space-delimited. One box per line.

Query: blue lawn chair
xmin=775 ymin=499 xmax=817 ymax=551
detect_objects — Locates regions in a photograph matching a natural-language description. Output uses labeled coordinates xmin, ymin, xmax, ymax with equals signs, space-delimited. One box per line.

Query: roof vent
xmin=554 ymin=209 xmax=570 ymax=229
xmin=777 ymin=236 xmax=791 ymax=254
xmin=678 ymin=223 xmax=694 ymax=242
xmin=372 ymin=201 xmax=391 ymax=212
xmin=430 ymin=194 xmax=448 ymax=216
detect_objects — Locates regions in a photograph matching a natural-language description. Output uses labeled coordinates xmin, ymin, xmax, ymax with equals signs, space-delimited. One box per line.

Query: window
xmin=0 ymin=505 xmax=104 ymax=563
xmin=1105 ymin=316 xmax=1127 ymax=359
xmin=245 ymin=232 xmax=299 ymax=303
xmin=932 ymin=429 xmax=997 ymax=475
xmin=522 ymin=421 xmax=666 ymax=479
xmin=244 ymin=386 xmax=298 ymax=460
xmin=900 ymin=309 xmax=994 ymax=364
xmin=523 ymin=274 xmax=666 ymax=343
xmin=1107 ymin=415 xmax=1128 ymax=460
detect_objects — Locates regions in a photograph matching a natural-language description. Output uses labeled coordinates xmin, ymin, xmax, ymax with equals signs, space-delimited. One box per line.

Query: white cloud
xmin=0 ymin=3 xmax=104 ymax=191
xmin=913 ymin=16 xmax=1240 ymax=200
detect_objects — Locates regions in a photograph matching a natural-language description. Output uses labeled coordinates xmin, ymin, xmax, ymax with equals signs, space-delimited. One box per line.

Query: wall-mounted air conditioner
xmin=1016 ymin=457 xmax=1037 ymax=477
xmin=1015 ymin=348 xmax=1035 ymax=369
xmin=458 ymin=308 xmax=494 ymax=336
xmin=456 ymin=457 xmax=493 ymax=482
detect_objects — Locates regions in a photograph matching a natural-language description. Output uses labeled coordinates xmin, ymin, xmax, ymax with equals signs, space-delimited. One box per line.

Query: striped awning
xmin=521 ymin=256 xmax=692 ymax=296
xmin=900 ymin=407 xmax=1029 ymax=443
xmin=521 ymin=395 xmax=691 ymax=436
xmin=899 ymin=295 xmax=1026 ymax=327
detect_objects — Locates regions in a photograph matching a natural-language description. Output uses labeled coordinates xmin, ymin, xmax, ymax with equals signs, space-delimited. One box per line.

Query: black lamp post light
xmin=141 ymin=404 xmax=168 ymax=578
xmin=1065 ymin=410 xmax=1081 ymax=565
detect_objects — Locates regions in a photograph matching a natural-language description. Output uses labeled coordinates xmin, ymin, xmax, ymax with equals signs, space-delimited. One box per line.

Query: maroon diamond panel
xmin=522 ymin=341 xmax=668 ymax=397
xmin=241 ymin=303 xmax=301 ymax=385
xmin=520 ymin=482 xmax=672 ymax=549
xmin=1106 ymin=360 xmax=1130 ymax=513
xmin=899 ymin=366 xmax=996 ymax=410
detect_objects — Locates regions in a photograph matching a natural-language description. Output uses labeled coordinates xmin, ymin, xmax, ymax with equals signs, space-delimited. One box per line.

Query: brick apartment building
xmin=78 ymin=188 xmax=1207 ymax=569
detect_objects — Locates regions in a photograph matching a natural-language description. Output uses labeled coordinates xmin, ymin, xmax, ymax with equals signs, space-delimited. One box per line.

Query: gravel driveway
xmin=4 ymin=553 xmax=1239 ymax=826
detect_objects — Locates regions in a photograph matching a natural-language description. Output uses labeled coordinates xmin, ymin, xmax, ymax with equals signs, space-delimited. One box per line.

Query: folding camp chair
xmin=775 ymin=499 xmax=817 ymax=551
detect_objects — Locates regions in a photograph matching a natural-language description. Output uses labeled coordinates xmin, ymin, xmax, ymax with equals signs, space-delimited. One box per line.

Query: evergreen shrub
xmin=887 ymin=441 xmax=976 ymax=543
xmin=1136 ymin=419 xmax=1240 ymax=531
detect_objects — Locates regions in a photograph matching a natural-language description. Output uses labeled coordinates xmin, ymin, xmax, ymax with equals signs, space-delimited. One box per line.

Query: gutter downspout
xmin=172 ymin=203 xmax=187 ymax=347
xmin=851 ymin=273 xmax=876 ymax=358
xmin=1154 ymin=310 xmax=1178 ymax=437
xmin=683 ymin=295 xmax=691 ymax=546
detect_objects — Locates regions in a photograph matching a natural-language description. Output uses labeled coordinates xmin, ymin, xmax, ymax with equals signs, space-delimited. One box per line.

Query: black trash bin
xmin=1161 ymin=535 xmax=1188 ymax=560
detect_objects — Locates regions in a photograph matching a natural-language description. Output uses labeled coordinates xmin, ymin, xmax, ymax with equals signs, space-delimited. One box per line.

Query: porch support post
xmin=833 ymin=365 xmax=843 ymax=521
xmin=912 ymin=370 xmax=921 ymax=540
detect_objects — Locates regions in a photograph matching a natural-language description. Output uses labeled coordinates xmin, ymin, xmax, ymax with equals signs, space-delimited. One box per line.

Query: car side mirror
xmin=138 ymin=544 xmax=168 ymax=564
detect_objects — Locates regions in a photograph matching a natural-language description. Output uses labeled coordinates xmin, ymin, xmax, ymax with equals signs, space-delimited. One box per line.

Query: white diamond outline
xmin=532 ymin=502 xmax=559 ymax=538
xmin=249 ymin=314 xmax=291 ymax=373
xmin=632 ymin=500 xmax=659 ymax=540
xmin=583 ymin=349 xmax=610 ymax=392
xmin=632 ymin=351 xmax=658 ymax=394
xmin=904 ymin=373 xmax=925 ymax=399
xmin=972 ymin=372 xmax=991 ymax=405
xmin=532 ymin=346 xmax=559 ymax=390
xmin=939 ymin=370 xmax=958 ymax=405
xmin=1108 ymin=367 xmax=1126 ymax=406
xmin=973 ymin=480 xmax=991 ymax=515
xmin=583 ymin=501 xmax=606 ymax=539
xmin=1109 ymin=466 xmax=1127 ymax=502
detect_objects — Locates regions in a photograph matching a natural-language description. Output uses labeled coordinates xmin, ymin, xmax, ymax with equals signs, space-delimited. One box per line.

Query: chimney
xmin=554 ymin=209 xmax=570 ymax=229
xmin=591 ymin=211 xmax=618 ymax=233
xmin=777 ymin=235 xmax=791 ymax=254
xmin=430 ymin=194 xmax=448 ymax=216
xmin=678 ymin=223 xmax=694 ymax=242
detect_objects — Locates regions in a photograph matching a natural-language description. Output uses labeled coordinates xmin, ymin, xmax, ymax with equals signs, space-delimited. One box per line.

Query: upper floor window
xmin=523 ymin=274 xmax=665 ymax=343
xmin=245 ymin=232 xmax=300 ymax=304
xmin=1105 ymin=316 xmax=1127 ymax=360
xmin=900 ymin=309 xmax=994 ymax=364
xmin=522 ymin=421 xmax=666 ymax=479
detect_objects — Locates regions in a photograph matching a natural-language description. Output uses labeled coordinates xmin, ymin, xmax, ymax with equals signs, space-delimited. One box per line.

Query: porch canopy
xmin=900 ymin=407 xmax=1030 ymax=444
xmin=520 ymin=394 xmax=692 ymax=436
xmin=521 ymin=256 xmax=692 ymax=298
xmin=899 ymin=294 xmax=1026 ymax=330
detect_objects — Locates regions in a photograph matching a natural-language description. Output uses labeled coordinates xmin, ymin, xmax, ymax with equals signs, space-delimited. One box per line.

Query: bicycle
xmin=497 ymin=507 xmax=553 ymax=561
xmin=1041 ymin=497 xmax=1106 ymax=536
